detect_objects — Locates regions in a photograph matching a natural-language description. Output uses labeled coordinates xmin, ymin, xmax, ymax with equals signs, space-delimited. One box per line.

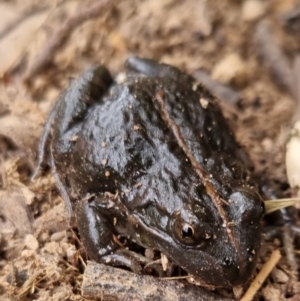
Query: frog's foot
xmin=125 ymin=56 xmax=193 ymax=85
xmin=75 ymin=197 xmax=144 ymax=273
xmin=100 ymin=252 xmax=142 ymax=273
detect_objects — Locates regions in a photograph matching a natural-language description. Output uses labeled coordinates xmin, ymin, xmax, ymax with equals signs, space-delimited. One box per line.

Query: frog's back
xmin=70 ymin=75 xmax=254 ymax=211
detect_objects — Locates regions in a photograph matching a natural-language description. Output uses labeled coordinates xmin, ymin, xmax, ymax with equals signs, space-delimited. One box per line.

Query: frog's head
xmin=139 ymin=187 xmax=264 ymax=288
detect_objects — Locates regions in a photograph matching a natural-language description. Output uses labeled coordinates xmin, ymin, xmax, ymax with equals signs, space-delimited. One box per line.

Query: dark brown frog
xmin=35 ymin=57 xmax=264 ymax=288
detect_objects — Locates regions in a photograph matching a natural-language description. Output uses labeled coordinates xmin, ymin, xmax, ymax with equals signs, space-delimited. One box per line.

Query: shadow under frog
xmin=34 ymin=56 xmax=265 ymax=288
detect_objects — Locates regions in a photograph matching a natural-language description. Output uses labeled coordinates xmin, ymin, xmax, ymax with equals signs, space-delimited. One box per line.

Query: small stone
xmin=24 ymin=234 xmax=39 ymax=251
xmin=233 ymin=286 xmax=244 ymax=300
xmin=66 ymin=245 xmax=77 ymax=261
xmin=145 ymin=248 xmax=155 ymax=259
xmin=50 ymin=231 xmax=67 ymax=242
xmin=39 ymin=232 xmax=49 ymax=243
xmin=44 ymin=241 xmax=63 ymax=256
xmin=273 ymin=238 xmax=281 ymax=247
xmin=212 ymin=53 xmax=248 ymax=86
xmin=271 ymin=268 xmax=289 ymax=284
xmin=52 ymin=290 xmax=71 ymax=300
xmin=60 ymin=242 xmax=73 ymax=254
xmin=261 ymin=138 xmax=273 ymax=152
xmin=242 ymin=0 xmax=266 ymax=22
xmin=262 ymin=285 xmax=281 ymax=301
xmin=21 ymin=249 xmax=36 ymax=258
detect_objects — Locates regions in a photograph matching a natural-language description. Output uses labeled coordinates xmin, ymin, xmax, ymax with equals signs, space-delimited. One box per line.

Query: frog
xmin=35 ymin=56 xmax=265 ymax=288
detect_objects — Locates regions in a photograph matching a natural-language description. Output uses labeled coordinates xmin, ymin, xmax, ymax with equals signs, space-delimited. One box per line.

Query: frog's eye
xmin=172 ymin=211 xmax=213 ymax=246
xmin=174 ymin=221 xmax=196 ymax=245
xmin=181 ymin=223 xmax=195 ymax=238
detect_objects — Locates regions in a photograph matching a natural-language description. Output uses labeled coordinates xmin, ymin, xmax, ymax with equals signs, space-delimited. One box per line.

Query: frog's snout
xmin=216 ymin=232 xmax=261 ymax=287
xmin=219 ymin=254 xmax=255 ymax=286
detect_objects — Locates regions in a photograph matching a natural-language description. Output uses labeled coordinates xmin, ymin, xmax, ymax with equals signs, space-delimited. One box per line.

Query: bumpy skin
xmin=38 ymin=57 xmax=264 ymax=288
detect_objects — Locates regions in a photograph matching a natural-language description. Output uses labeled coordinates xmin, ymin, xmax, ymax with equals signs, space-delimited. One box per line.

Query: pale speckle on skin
xmin=71 ymin=135 xmax=78 ymax=142
xmin=200 ymin=97 xmax=209 ymax=109
xmin=115 ymin=72 xmax=127 ymax=84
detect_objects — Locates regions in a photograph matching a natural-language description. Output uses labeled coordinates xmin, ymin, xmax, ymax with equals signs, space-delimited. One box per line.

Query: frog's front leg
xmin=75 ymin=197 xmax=142 ymax=272
xmin=32 ymin=66 xmax=112 ymax=208
xmin=51 ymin=66 xmax=113 ymax=170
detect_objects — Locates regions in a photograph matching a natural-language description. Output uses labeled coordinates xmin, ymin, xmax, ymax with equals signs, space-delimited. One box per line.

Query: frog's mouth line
xmin=128 ymin=211 xmax=238 ymax=287
xmin=128 ymin=207 xmax=256 ymax=288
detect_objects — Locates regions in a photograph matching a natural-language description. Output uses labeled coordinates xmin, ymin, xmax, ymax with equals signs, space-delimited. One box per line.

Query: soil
xmin=0 ymin=0 xmax=300 ymax=300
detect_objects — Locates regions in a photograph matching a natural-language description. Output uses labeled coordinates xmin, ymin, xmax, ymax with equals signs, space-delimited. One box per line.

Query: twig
xmin=292 ymin=55 xmax=300 ymax=123
xmin=254 ymin=20 xmax=295 ymax=98
xmin=240 ymin=250 xmax=281 ymax=301
xmin=282 ymin=225 xmax=298 ymax=279
xmin=23 ymin=0 xmax=118 ymax=82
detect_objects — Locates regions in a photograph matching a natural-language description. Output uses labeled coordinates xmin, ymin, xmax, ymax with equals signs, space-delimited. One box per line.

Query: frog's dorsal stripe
xmin=153 ymin=90 xmax=238 ymax=250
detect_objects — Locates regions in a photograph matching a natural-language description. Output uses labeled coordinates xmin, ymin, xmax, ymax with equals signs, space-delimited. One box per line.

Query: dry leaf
xmin=0 ymin=5 xmax=50 ymax=77
xmin=264 ymin=198 xmax=300 ymax=214
xmin=0 ymin=187 xmax=34 ymax=236
xmin=0 ymin=114 xmax=42 ymax=152
xmin=33 ymin=202 xmax=69 ymax=236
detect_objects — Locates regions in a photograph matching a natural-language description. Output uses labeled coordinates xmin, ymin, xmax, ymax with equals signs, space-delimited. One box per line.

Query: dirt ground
xmin=0 ymin=0 xmax=300 ymax=300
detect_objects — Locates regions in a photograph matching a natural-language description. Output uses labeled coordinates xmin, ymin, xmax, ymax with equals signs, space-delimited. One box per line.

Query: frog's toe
xmin=125 ymin=56 xmax=192 ymax=84
xmin=101 ymin=253 xmax=142 ymax=274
